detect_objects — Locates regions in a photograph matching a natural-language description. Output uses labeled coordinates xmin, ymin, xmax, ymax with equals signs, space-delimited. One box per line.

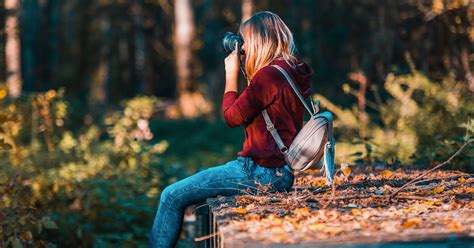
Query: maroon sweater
xmin=222 ymin=58 xmax=313 ymax=168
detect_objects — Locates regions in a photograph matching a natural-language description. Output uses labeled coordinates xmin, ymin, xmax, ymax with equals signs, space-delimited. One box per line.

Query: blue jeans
xmin=147 ymin=156 xmax=294 ymax=248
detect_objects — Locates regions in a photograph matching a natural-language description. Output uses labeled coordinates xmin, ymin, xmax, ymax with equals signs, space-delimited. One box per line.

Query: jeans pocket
xmin=271 ymin=166 xmax=294 ymax=192
xmin=250 ymin=165 xmax=293 ymax=192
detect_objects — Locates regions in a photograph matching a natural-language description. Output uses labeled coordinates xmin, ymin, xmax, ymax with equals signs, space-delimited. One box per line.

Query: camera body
xmin=221 ymin=32 xmax=245 ymax=55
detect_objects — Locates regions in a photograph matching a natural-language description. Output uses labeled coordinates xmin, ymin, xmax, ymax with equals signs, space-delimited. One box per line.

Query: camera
xmin=221 ymin=32 xmax=245 ymax=55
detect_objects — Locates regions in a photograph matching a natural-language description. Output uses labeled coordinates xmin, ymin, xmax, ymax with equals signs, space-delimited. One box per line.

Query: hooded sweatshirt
xmin=222 ymin=58 xmax=313 ymax=168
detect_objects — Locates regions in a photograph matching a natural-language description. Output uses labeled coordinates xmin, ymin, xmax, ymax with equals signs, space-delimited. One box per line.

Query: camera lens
xmin=222 ymin=32 xmax=244 ymax=54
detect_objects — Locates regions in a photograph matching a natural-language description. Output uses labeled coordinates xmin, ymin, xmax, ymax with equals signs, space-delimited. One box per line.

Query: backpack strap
xmin=262 ymin=109 xmax=289 ymax=154
xmin=270 ymin=64 xmax=316 ymax=116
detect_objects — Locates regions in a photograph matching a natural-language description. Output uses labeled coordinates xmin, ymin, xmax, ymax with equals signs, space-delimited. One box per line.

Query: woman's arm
xmin=221 ymin=66 xmax=282 ymax=127
xmin=224 ymin=43 xmax=240 ymax=93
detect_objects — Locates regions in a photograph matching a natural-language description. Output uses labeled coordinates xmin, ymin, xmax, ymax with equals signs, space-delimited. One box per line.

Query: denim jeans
xmin=147 ymin=156 xmax=294 ymax=248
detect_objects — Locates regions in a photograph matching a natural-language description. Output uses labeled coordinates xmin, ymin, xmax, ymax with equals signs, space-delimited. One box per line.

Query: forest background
xmin=0 ymin=0 xmax=472 ymax=247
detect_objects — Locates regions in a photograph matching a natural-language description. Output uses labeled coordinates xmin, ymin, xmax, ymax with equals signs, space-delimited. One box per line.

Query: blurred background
xmin=0 ymin=0 xmax=473 ymax=247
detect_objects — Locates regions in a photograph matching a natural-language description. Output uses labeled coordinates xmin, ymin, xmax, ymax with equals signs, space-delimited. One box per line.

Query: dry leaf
xmin=433 ymin=186 xmax=444 ymax=194
xmin=446 ymin=221 xmax=465 ymax=231
xmin=327 ymin=226 xmax=345 ymax=235
xmin=311 ymin=180 xmax=326 ymax=187
xmin=351 ymin=209 xmax=362 ymax=215
xmin=401 ymin=217 xmax=422 ymax=229
xmin=231 ymin=207 xmax=248 ymax=214
xmin=21 ymin=231 xmax=33 ymax=240
xmin=245 ymin=203 xmax=256 ymax=210
xmin=341 ymin=163 xmax=351 ymax=177
xmin=380 ymin=170 xmax=393 ymax=179
xmin=308 ymin=223 xmax=326 ymax=231
xmin=246 ymin=214 xmax=260 ymax=221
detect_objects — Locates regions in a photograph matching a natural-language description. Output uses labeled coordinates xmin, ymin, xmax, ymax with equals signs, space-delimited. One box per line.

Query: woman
xmin=147 ymin=11 xmax=313 ymax=248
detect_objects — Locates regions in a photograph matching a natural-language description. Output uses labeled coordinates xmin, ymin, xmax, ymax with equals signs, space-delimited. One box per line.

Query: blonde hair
xmin=239 ymin=11 xmax=298 ymax=80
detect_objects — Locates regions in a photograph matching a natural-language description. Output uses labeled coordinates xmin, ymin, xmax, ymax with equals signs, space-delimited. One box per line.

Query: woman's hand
xmin=224 ymin=42 xmax=240 ymax=93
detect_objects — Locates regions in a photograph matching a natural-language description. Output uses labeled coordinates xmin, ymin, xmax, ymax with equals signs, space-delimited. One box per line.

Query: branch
xmin=194 ymin=230 xmax=220 ymax=242
xmin=321 ymin=175 xmax=338 ymax=209
xmin=306 ymin=194 xmax=441 ymax=202
xmin=390 ymin=139 xmax=473 ymax=199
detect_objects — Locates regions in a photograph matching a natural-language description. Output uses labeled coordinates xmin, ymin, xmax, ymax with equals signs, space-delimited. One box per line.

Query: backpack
xmin=261 ymin=64 xmax=335 ymax=183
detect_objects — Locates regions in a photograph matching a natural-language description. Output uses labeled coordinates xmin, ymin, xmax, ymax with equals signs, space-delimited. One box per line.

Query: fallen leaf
xmin=231 ymin=207 xmax=248 ymax=214
xmin=341 ymin=163 xmax=351 ymax=177
xmin=433 ymin=186 xmax=444 ymax=194
xmin=446 ymin=221 xmax=465 ymax=231
xmin=380 ymin=170 xmax=393 ymax=179
xmin=294 ymin=207 xmax=311 ymax=218
xmin=327 ymin=226 xmax=345 ymax=235
xmin=351 ymin=209 xmax=362 ymax=215
xmin=311 ymin=180 xmax=326 ymax=187
xmin=245 ymin=203 xmax=256 ymax=210
xmin=245 ymin=214 xmax=260 ymax=221
xmin=308 ymin=223 xmax=326 ymax=231
xmin=401 ymin=217 xmax=422 ymax=229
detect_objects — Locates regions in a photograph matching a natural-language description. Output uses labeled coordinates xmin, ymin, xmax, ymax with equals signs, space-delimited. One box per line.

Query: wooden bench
xmin=194 ymin=167 xmax=474 ymax=247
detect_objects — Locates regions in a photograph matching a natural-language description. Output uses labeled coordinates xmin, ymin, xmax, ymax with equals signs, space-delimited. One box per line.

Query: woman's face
xmin=239 ymin=32 xmax=248 ymax=60
xmin=241 ymin=40 xmax=247 ymax=54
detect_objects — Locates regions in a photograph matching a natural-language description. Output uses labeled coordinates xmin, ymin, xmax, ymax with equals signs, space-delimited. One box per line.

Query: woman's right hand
xmin=224 ymin=42 xmax=240 ymax=78
xmin=224 ymin=43 xmax=240 ymax=93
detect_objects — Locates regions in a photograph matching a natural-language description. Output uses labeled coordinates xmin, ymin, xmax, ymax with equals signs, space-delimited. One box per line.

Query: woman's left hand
xmin=224 ymin=42 xmax=240 ymax=78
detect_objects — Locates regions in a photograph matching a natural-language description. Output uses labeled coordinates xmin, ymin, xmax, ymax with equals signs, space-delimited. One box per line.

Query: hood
xmin=272 ymin=58 xmax=313 ymax=99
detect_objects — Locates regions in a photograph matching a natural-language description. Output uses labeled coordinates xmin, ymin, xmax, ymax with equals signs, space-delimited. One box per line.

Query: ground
xmin=204 ymin=164 xmax=473 ymax=247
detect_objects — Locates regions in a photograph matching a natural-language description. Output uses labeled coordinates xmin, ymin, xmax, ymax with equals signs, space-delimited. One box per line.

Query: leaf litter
xmin=207 ymin=165 xmax=474 ymax=246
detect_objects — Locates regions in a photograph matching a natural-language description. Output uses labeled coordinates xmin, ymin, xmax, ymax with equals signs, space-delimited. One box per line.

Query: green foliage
xmin=318 ymin=65 xmax=473 ymax=171
xmin=0 ymin=89 xmax=243 ymax=246
xmin=0 ymin=175 xmax=59 ymax=247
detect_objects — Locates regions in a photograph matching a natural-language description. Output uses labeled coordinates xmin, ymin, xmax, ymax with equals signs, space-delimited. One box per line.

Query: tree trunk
xmin=46 ymin=0 xmax=59 ymax=88
xmin=172 ymin=0 xmax=212 ymax=118
xmin=133 ymin=0 xmax=146 ymax=94
xmin=21 ymin=0 xmax=40 ymax=92
xmin=173 ymin=0 xmax=194 ymax=95
xmin=241 ymin=0 xmax=253 ymax=23
xmin=5 ymin=0 xmax=21 ymax=98
xmin=89 ymin=16 xmax=110 ymax=106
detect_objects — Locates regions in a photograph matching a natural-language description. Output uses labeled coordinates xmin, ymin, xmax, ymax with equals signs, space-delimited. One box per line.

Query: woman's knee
xmin=159 ymin=183 xmax=178 ymax=205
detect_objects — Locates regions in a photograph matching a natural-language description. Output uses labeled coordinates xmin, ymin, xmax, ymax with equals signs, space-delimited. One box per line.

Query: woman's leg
xmin=147 ymin=156 xmax=263 ymax=248
xmin=147 ymin=156 xmax=295 ymax=248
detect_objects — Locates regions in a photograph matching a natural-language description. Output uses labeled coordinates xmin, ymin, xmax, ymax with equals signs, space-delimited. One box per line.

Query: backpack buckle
xmin=266 ymin=123 xmax=275 ymax=131
xmin=326 ymin=141 xmax=333 ymax=151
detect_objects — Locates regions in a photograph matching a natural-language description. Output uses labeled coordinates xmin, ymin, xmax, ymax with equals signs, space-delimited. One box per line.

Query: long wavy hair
xmin=239 ymin=11 xmax=298 ymax=80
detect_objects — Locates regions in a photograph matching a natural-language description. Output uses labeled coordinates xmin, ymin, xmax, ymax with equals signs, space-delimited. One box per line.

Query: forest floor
xmin=203 ymin=164 xmax=474 ymax=247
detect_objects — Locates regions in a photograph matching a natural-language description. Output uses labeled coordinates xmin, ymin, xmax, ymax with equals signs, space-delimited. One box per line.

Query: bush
xmin=317 ymin=63 xmax=473 ymax=171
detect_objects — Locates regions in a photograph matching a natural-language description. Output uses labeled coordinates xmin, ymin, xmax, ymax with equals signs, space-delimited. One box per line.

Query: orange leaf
xmin=21 ymin=231 xmax=33 ymax=241
xmin=351 ymin=209 xmax=362 ymax=215
xmin=341 ymin=163 xmax=351 ymax=177
xmin=311 ymin=180 xmax=326 ymax=187
xmin=446 ymin=221 xmax=465 ymax=231
xmin=308 ymin=223 xmax=326 ymax=231
xmin=327 ymin=226 xmax=345 ymax=235
xmin=245 ymin=214 xmax=260 ymax=221
xmin=231 ymin=207 xmax=248 ymax=214
xmin=245 ymin=203 xmax=256 ymax=210
xmin=433 ymin=186 xmax=444 ymax=194
xmin=380 ymin=170 xmax=393 ymax=179
xmin=401 ymin=217 xmax=422 ymax=229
